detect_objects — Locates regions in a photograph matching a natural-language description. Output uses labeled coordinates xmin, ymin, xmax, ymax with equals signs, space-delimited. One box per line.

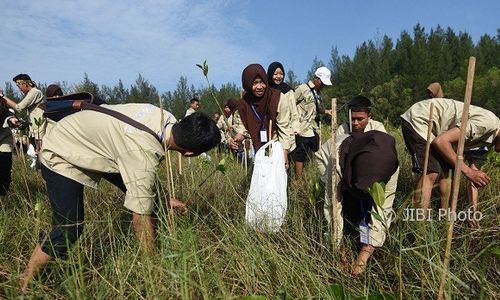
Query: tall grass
xmin=0 ymin=126 xmax=498 ymax=299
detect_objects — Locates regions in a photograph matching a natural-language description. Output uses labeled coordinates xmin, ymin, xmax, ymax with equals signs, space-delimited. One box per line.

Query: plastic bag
xmin=26 ymin=144 xmax=37 ymax=169
xmin=245 ymin=140 xmax=288 ymax=232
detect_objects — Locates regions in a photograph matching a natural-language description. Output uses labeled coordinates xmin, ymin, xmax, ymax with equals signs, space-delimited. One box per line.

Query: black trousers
xmin=0 ymin=152 xmax=12 ymax=196
xmin=40 ymin=165 xmax=126 ymax=258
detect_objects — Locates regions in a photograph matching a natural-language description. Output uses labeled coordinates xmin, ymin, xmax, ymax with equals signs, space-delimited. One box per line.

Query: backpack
xmin=40 ymin=92 xmax=161 ymax=143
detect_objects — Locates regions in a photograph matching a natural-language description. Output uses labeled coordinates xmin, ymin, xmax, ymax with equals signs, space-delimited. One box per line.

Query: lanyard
xmin=250 ymin=103 xmax=266 ymax=129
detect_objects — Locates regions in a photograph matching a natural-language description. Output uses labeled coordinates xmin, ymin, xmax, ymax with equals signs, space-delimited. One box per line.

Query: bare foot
xmin=351 ymin=244 xmax=375 ymax=276
xmin=350 ymin=260 xmax=366 ymax=276
xmin=469 ymin=218 xmax=480 ymax=229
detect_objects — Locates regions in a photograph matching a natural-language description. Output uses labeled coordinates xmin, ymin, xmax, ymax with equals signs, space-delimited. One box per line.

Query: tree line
xmin=3 ymin=24 xmax=499 ymax=122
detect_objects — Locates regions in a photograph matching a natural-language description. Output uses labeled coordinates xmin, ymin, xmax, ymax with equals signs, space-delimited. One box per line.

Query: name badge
xmin=260 ymin=129 xmax=268 ymax=143
xmin=359 ymin=221 xmax=370 ymax=244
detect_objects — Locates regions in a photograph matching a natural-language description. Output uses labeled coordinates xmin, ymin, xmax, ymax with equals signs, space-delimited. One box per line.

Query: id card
xmin=260 ymin=129 xmax=268 ymax=143
xmin=359 ymin=221 xmax=370 ymax=244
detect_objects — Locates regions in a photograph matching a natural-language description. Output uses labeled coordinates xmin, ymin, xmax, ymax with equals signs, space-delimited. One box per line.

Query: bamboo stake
xmin=178 ymin=152 xmax=184 ymax=200
xmin=348 ymin=108 xmax=352 ymax=133
xmin=159 ymin=95 xmax=175 ymax=234
xmin=166 ymin=151 xmax=177 ymax=232
xmin=330 ymin=98 xmax=338 ymax=248
xmin=167 ymin=151 xmax=176 ymax=199
xmin=419 ymin=102 xmax=435 ymax=207
xmin=319 ymin=121 xmax=322 ymax=145
xmin=243 ymin=141 xmax=248 ymax=173
xmin=438 ymin=56 xmax=476 ymax=300
xmin=268 ymin=119 xmax=273 ymax=141
xmin=418 ymin=102 xmax=434 ymax=299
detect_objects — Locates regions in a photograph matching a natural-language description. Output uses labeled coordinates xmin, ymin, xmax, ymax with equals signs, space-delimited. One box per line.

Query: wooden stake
xmin=167 ymin=151 xmax=176 ymax=198
xmin=268 ymin=119 xmax=273 ymax=141
xmin=159 ymin=95 xmax=175 ymax=234
xmin=348 ymin=108 xmax=352 ymax=133
xmin=438 ymin=56 xmax=476 ymax=300
xmin=419 ymin=102 xmax=435 ymax=207
xmin=243 ymin=141 xmax=248 ymax=173
xmin=178 ymin=152 xmax=184 ymax=200
xmin=319 ymin=121 xmax=322 ymax=145
xmin=330 ymin=98 xmax=338 ymax=248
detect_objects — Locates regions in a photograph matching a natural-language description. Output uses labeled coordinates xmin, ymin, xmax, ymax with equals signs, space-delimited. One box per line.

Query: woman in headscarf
xmin=229 ymin=64 xmax=297 ymax=168
xmin=46 ymin=84 xmax=64 ymax=98
xmin=267 ymin=61 xmax=293 ymax=94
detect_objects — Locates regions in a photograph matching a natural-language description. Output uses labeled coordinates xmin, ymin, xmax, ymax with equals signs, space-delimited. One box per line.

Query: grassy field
xmin=0 ymin=126 xmax=498 ymax=299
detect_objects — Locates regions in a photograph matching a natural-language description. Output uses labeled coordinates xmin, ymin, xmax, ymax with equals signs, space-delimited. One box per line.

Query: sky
xmin=1 ymin=0 xmax=499 ymax=94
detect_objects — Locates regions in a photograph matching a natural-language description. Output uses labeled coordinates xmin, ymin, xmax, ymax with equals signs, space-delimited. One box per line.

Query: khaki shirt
xmin=184 ymin=107 xmax=196 ymax=117
xmin=401 ymin=98 xmax=500 ymax=148
xmin=14 ymin=87 xmax=46 ymax=139
xmin=232 ymin=92 xmax=297 ymax=152
xmin=216 ymin=117 xmax=226 ymax=143
xmin=40 ymin=103 xmax=177 ymax=215
xmin=0 ymin=116 xmax=14 ymax=152
xmin=337 ymin=119 xmax=387 ymax=135
xmin=294 ymin=81 xmax=325 ymax=137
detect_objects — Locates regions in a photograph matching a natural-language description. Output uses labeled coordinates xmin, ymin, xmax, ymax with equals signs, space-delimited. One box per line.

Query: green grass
xmin=0 ymin=126 xmax=499 ymax=299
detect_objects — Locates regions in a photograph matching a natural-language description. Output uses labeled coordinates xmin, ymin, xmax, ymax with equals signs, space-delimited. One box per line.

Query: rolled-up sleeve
xmin=231 ymin=111 xmax=250 ymax=138
xmin=15 ymin=89 xmax=43 ymax=111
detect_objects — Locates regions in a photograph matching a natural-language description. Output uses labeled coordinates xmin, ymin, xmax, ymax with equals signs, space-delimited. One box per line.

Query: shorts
xmin=464 ymin=146 xmax=488 ymax=168
xmin=401 ymin=119 xmax=452 ymax=175
xmin=292 ymin=133 xmax=319 ymax=162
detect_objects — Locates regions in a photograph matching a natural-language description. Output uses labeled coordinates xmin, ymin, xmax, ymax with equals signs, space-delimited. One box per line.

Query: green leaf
xmin=368 ymin=182 xmax=386 ymax=208
xmin=197 ymin=60 xmax=209 ymax=77
xmin=33 ymin=117 xmax=45 ymax=126
xmin=491 ymin=246 xmax=500 ymax=257
xmin=327 ymin=284 xmax=345 ymax=299
xmin=216 ymin=158 xmax=226 ymax=173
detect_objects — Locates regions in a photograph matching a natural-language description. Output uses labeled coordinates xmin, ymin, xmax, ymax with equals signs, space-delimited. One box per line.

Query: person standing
xmin=292 ymin=66 xmax=333 ymax=177
xmin=267 ymin=61 xmax=293 ymax=94
xmin=184 ymin=97 xmax=200 ymax=117
xmin=0 ymin=74 xmax=46 ymax=146
xmin=0 ymin=97 xmax=23 ymax=197
xmin=229 ymin=64 xmax=296 ymax=169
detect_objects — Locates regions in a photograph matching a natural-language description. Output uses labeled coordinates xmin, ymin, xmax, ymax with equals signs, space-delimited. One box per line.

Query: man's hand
xmin=169 ymin=197 xmax=187 ymax=214
xmin=229 ymin=133 xmax=244 ymax=150
xmin=463 ymin=167 xmax=490 ymax=187
xmin=324 ymin=109 xmax=332 ymax=116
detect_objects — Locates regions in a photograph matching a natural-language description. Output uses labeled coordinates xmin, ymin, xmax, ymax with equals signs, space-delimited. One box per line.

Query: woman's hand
xmin=229 ymin=133 xmax=244 ymax=150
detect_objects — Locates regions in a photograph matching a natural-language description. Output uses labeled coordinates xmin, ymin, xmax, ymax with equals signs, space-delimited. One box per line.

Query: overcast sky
xmin=1 ymin=0 xmax=499 ymax=93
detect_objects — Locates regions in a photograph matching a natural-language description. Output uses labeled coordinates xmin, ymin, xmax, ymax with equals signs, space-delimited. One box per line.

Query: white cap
xmin=314 ymin=66 xmax=332 ymax=86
